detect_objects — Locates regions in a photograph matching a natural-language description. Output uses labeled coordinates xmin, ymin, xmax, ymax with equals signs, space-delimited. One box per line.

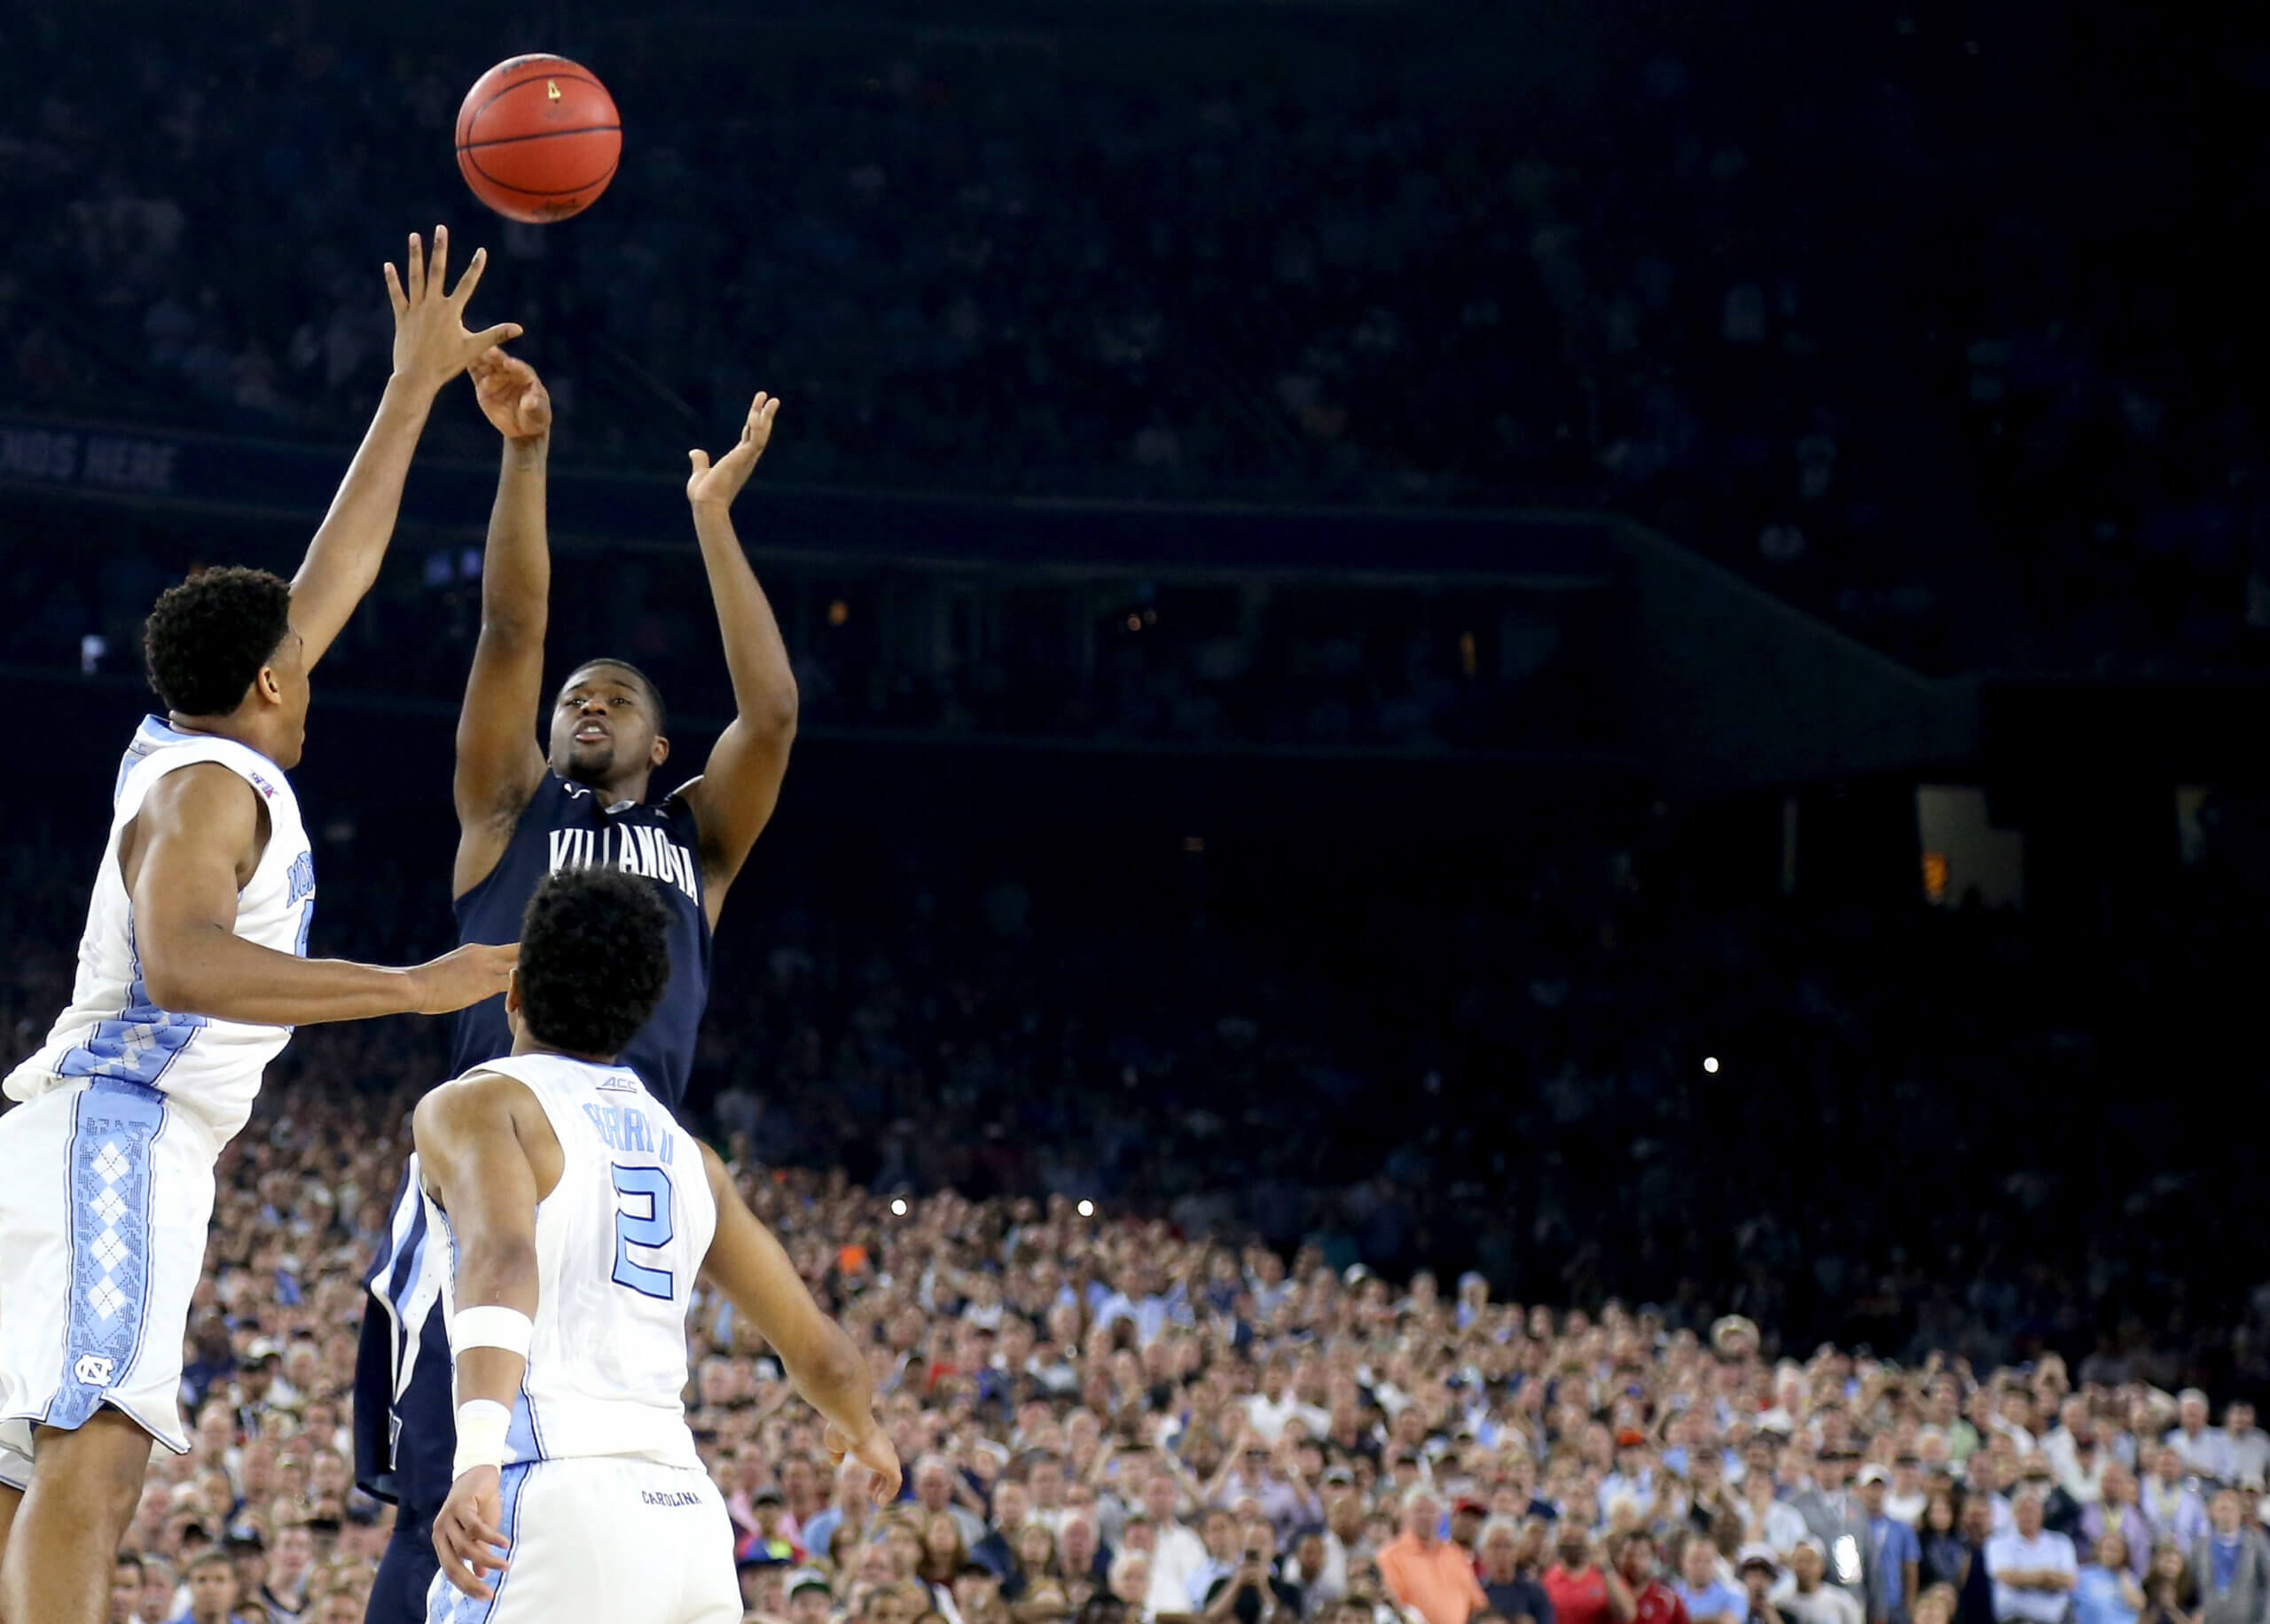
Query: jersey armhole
xmin=118 ymin=755 xmax=274 ymax=896
xmin=453 ymin=775 xmax=574 ymax=911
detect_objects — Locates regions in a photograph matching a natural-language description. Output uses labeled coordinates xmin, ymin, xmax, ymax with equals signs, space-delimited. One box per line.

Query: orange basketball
xmin=455 ymin=54 xmax=621 ymax=224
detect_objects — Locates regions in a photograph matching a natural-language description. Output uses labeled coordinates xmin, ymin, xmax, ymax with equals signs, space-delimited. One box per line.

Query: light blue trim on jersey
xmin=429 ymin=1204 xmax=547 ymax=1467
xmin=57 ymin=910 xmax=207 ymax=1087
xmin=506 ymin=1385 xmax=544 ymax=1465
xmin=426 ymin=1460 xmax=533 ymax=1624
xmin=49 ymin=1078 xmax=164 ymax=1430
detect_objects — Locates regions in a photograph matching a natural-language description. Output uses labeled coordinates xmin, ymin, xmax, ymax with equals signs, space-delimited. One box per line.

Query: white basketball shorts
xmin=0 ymin=1075 xmax=218 ymax=1487
xmin=424 ymin=1456 xmax=740 ymax=1624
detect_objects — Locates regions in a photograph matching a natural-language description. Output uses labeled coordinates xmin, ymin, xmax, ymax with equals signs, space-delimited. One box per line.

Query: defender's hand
xmin=686 ymin=392 xmax=781 ymax=511
xmin=407 ymin=942 xmax=520 ymax=1015
xmin=434 ymin=1464 xmax=512 ymax=1600
xmin=470 ymin=348 xmax=553 ymax=442
xmin=385 ymin=225 xmax=523 ymax=398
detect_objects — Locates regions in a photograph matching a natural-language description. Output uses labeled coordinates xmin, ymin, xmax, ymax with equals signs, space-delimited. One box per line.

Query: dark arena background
xmin=5 ymin=0 xmax=2270 ymax=1620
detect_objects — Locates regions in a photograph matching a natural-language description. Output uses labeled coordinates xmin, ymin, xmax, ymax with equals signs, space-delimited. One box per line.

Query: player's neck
xmin=166 ymin=709 xmax=284 ymax=763
xmin=509 ymin=1033 xmax=622 ymax=1066
xmin=568 ymin=767 xmax=652 ymax=806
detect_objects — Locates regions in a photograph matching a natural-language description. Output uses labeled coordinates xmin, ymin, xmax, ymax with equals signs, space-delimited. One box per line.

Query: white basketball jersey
xmin=427 ymin=1051 xmax=716 ymax=1471
xmin=4 ymin=717 xmax=315 ymax=1146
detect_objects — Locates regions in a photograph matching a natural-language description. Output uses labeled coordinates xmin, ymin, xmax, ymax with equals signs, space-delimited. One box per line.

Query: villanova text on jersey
xmin=450 ymin=776 xmax=714 ymax=1111
xmin=544 ymin=824 xmax=701 ymax=902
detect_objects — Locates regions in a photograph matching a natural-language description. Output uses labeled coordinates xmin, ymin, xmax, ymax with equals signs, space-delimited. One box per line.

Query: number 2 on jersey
xmin=610 ymin=1163 xmax=675 ymax=1299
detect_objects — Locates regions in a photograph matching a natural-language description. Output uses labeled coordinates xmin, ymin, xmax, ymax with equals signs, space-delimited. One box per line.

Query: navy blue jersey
xmin=355 ymin=773 xmax=714 ymax=1520
xmin=450 ymin=772 xmax=711 ymax=1109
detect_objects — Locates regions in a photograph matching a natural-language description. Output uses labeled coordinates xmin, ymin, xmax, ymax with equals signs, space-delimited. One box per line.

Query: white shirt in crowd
xmin=1984 ymin=1528 xmax=2078 ymax=1624
xmin=1147 ymin=1521 xmax=1210 ymax=1619
xmin=1773 ymin=1583 xmax=1865 ymax=1624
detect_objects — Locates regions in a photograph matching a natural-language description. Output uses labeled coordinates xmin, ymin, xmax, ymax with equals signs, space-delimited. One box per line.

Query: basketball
xmin=455 ymin=54 xmax=621 ymax=224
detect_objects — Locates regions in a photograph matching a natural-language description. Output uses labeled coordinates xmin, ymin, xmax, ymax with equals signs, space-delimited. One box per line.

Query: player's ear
xmin=650 ymin=734 xmax=670 ymax=769
xmin=503 ymin=966 xmax=522 ymax=1016
xmin=253 ymin=664 xmax=283 ymax=707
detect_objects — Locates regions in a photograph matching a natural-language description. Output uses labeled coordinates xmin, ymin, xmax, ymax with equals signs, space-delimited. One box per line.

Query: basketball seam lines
xmin=457 ymin=125 xmax=622 ymax=153
xmin=458 ymin=70 xmax=611 ymax=142
xmin=461 ymin=152 xmax=622 ymax=199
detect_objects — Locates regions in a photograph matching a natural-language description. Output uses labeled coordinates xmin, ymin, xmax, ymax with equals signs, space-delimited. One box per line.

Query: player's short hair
xmin=516 ymin=867 xmax=672 ymax=1058
xmin=563 ymin=657 xmax=668 ymax=735
xmin=143 ymin=566 xmax=295 ymax=716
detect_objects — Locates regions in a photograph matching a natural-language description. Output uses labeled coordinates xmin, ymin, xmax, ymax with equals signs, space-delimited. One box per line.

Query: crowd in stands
xmin=75 ymin=1096 xmax=2270 ymax=1624
xmin=1 ymin=0 xmax=2263 ymax=673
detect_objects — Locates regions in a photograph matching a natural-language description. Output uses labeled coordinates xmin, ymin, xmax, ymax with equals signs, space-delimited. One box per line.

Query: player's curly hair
xmin=561 ymin=657 xmax=668 ymax=735
xmin=516 ymin=867 xmax=673 ymax=1058
xmin=142 ymin=566 xmax=294 ymax=716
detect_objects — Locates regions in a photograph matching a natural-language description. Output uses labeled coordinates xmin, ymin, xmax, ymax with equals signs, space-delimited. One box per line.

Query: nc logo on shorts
xmin=74 ymin=1354 xmax=116 ymax=1387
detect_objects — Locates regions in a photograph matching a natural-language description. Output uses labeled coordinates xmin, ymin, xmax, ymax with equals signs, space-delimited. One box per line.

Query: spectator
xmin=2088 ymin=1472 xmax=2156 ymax=1582
xmin=1743 ymin=1467 xmax=1809 ymax=1559
xmin=1737 ymin=1550 xmax=1786 ymax=1624
xmin=1110 ymin=1554 xmax=1157 ymax=1624
xmin=1984 ymin=1494 xmax=2078 ymax=1624
xmin=2189 ymin=1492 xmax=2270 ymax=1624
xmin=920 ymin=1457 xmax=992 ymax=1550
xmin=1546 ymin=1526 xmax=1639 ymax=1624
xmin=1775 ymin=1543 xmax=1863 ymax=1624
xmin=1014 ymin=1523 xmax=1074 ymax=1624
xmin=1379 ymin=1488 xmax=1491 ymax=1624
xmin=2148 ymin=1456 xmax=2212 ymax=1554
xmin=1144 ymin=1481 xmax=1214 ymax=1620
xmin=1280 ymin=1529 xmax=1338 ymax=1620
xmin=137 ymin=1555 xmax=179 ymax=1624
xmin=256 ymin=1521 xmax=315 ymax=1624
xmin=1616 ymin=1534 xmax=1687 ymax=1624
xmin=177 ymin=1548 xmax=251 ymax=1624
xmin=1482 ymin=1519 xmax=1556 ymax=1624
xmin=2075 ymin=1533 xmax=2146 ymax=1624
xmin=742 ymin=1489 xmax=811 ymax=1566
xmin=1859 ymin=1470 xmax=1922 ymax=1624
xmin=2141 ymin=1545 xmax=2202 ymax=1624
xmin=2225 ymin=1411 xmax=2270 ymax=1495
xmin=1199 ymin=1521 xmax=1303 ymax=1624
xmin=1790 ymin=1458 xmax=1873 ymax=1612
xmin=1063 ymin=1514 xmax=1114 ymax=1593
xmin=112 ymin=1550 xmax=146 ymax=1624
xmin=925 ymin=1511 xmax=981 ymax=1598
xmin=2169 ymin=1401 xmax=2236 ymax=1489
xmin=1679 ymin=1535 xmax=1751 ymax=1624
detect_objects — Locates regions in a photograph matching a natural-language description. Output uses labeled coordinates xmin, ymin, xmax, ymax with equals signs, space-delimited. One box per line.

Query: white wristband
xmin=452 ymin=1305 xmax=534 ymax=1359
xmin=454 ymin=1398 xmax=512 ymax=1478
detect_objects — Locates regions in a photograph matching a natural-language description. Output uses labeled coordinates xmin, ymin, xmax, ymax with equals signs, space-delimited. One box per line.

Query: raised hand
xmin=469 ymin=348 xmax=552 ymax=441
xmin=686 ymin=392 xmax=781 ymax=511
xmin=384 ymin=225 xmax=523 ymax=399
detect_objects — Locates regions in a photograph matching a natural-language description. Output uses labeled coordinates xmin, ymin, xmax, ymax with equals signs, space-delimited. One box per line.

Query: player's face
xmin=549 ymin=666 xmax=665 ymax=787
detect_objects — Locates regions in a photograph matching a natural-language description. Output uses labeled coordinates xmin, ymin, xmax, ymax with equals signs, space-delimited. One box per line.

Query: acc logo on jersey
xmin=74 ymin=1354 xmax=116 ymax=1387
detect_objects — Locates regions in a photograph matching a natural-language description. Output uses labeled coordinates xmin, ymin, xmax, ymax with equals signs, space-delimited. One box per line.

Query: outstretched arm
xmin=675 ymin=394 xmax=798 ymax=925
xmin=128 ymin=763 xmax=516 ymax=1024
xmin=698 ymin=1143 xmax=899 ymax=1500
xmin=452 ymin=349 xmax=555 ymax=897
xmin=292 ymin=227 xmax=524 ymax=671
xmin=415 ymin=1073 xmax=550 ymax=1601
